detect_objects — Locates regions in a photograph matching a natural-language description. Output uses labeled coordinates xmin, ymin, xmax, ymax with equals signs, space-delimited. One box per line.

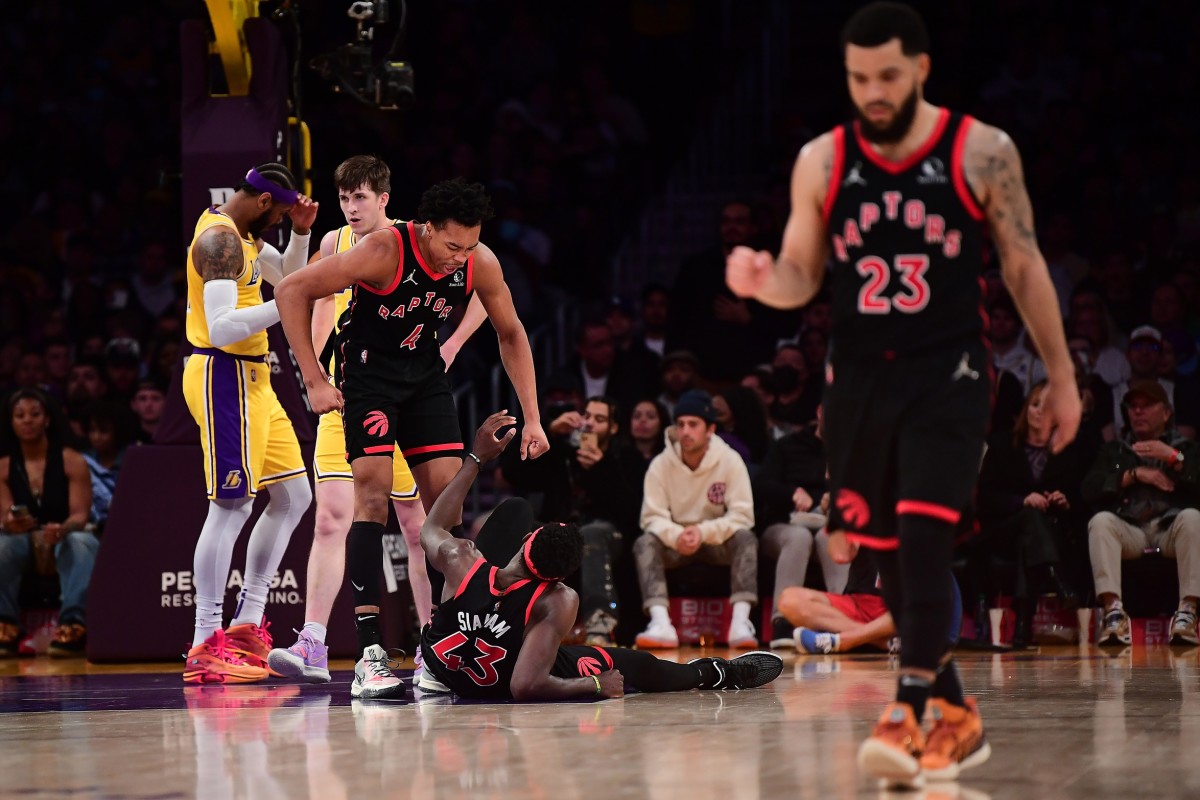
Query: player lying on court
xmin=411 ymin=412 xmax=785 ymax=701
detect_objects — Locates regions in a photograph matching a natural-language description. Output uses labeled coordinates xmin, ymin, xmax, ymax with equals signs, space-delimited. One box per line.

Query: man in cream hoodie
xmin=634 ymin=390 xmax=759 ymax=648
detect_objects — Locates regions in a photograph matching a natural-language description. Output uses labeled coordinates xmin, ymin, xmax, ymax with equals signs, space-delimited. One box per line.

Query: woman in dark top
xmin=969 ymin=380 xmax=1089 ymax=646
xmin=0 ymin=388 xmax=94 ymax=656
xmin=714 ymin=386 xmax=770 ymax=468
xmin=628 ymin=399 xmax=669 ymax=466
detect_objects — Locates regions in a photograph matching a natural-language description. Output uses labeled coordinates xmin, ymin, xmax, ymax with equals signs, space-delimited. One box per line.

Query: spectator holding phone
xmin=501 ymin=393 xmax=647 ymax=645
xmin=0 ymin=388 xmax=95 ymax=657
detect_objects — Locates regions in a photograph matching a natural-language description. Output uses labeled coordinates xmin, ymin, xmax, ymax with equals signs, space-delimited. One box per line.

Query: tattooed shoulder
xmin=195 ymin=229 xmax=246 ymax=282
xmin=966 ymin=123 xmax=1037 ymax=251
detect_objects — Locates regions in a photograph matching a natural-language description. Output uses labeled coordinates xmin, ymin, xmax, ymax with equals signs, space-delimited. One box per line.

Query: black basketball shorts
xmin=823 ymin=340 xmax=992 ymax=550
xmin=339 ymin=345 xmax=464 ymax=467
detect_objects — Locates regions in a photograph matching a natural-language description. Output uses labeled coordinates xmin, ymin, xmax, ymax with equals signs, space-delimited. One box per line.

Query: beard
xmin=247 ymin=207 xmax=275 ymax=239
xmin=855 ymin=86 xmax=919 ymax=144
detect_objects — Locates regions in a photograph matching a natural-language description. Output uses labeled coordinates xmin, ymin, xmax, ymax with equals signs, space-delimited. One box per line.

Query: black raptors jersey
xmin=419 ymin=557 xmax=550 ymax=700
xmin=823 ymin=108 xmax=987 ymax=360
xmin=338 ymin=220 xmax=474 ymax=360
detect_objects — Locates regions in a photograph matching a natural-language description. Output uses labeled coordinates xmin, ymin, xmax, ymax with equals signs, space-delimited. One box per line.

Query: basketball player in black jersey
xmin=728 ymin=2 xmax=1081 ymax=787
xmin=276 ymin=179 xmax=549 ymax=697
xmin=415 ymin=411 xmax=784 ymax=701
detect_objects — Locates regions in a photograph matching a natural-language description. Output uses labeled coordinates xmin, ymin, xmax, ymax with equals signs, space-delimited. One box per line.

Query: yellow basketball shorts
xmin=313 ymin=409 xmax=419 ymax=502
xmin=183 ymin=348 xmax=306 ymax=500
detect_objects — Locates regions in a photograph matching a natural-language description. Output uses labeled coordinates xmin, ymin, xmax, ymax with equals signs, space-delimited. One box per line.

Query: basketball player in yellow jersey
xmin=270 ymin=155 xmax=487 ymax=687
xmin=182 ymin=162 xmax=319 ymax=684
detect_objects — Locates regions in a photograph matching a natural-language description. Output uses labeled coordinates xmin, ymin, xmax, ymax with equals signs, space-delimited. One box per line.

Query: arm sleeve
xmin=257 ymin=232 xmax=312 ymax=286
xmin=203 ymin=279 xmax=281 ymax=348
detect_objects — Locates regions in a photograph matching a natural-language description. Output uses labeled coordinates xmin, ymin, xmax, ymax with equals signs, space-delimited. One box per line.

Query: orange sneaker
xmin=224 ymin=618 xmax=280 ymax=676
xmin=920 ymin=697 xmax=991 ymax=781
xmin=857 ymin=702 xmax=926 ymax=788
xmin=183 ymin=628 xmax=269 ymax=684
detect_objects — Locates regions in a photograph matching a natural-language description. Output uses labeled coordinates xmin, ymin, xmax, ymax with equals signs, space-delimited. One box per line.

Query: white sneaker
xmin=351 ymin=644 xmax=406 ymax=699
xmin=726 ymin=617 xmax=758 ymax=649
xmin=635 ymin=619 xmax=679 ymax=649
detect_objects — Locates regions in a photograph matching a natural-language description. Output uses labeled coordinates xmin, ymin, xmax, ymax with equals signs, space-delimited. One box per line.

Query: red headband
xmin=523 ymin=526 xmax=552 ymax=580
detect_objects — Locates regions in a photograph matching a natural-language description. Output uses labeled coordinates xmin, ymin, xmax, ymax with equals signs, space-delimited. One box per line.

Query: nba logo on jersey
xmin=222 ymin=470 xmax=243 ymax=490
xmin=360 ymin=349 xmax=368 ymax=364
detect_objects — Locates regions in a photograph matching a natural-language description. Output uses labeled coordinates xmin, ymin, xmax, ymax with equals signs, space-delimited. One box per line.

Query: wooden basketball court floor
xmin=2 ymin=646 xmax=1199 ymax=800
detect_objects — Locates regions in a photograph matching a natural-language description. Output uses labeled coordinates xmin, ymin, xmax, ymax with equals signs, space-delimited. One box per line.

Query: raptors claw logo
xmin=363 ymin=410 xmax=389 ymax=437
xmin=576 ymin=656 xmax=603 ymax=676
xmin=835 ymin=489 xmax=871 ymax=530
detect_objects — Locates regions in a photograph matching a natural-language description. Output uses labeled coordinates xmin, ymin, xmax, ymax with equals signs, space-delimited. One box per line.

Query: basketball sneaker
xmin=689 ymin=651 xmax=784 ymax=690
xmin=352 ymin=644 xmax=407 ymax=699
xmin=183 ymin=628 xmax=269 ymax=684
xmin=857 ymin=702 xmax=925 ymax=788
xmin=634 ymin=618 xmax=679 ymax=649
xmin=796 ymin=627 xmax=840 ymax=654
xmin=268 ymin=629 xmax=331 ymax=683
xmin=1170 ymin=607 xmax=1199 ymax=646
xmin=726 ymin=617 xmax=758 ymax=649
xmin=224 ymin=617 xmax=278 ymax=675
xmin=919 ymin=697 xmax=992 ymax=781
xmin=1098 ymin=606 xmax=1132 ymax=647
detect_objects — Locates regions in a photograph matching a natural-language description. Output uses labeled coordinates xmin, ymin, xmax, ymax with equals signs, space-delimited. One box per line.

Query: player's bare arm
xmin=193 ymin=228 xmax=246 ymax=282
xmin=470 ymin=246 xmax=549 ymax=461
xmin=510 ymin=586 xmax=623 ymax=701
xmin=420 ymin=411 xmax=519 ymax=601
xmin=727 ymin=132 xmax=832 ymax=309
xmin=276 ymin=229 xmax=399 ymax=412
xmin=440 ymin=293 xmax=488 ymax=371
xmin=966 ymin=121 xmax=1081 ymax=451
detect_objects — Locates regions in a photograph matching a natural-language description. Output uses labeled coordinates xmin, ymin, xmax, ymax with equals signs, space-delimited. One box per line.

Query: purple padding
xmin=207 ymin=354 xmax=251 ymax=499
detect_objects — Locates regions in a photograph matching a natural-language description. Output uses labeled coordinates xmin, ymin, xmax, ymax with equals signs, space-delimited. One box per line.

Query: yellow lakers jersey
xmin=185 ymin=208 xmax=268 ymax=357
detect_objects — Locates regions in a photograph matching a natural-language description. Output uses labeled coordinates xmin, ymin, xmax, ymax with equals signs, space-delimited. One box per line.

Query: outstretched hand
xmin=472 ymin=411 xmax=518 ymax=462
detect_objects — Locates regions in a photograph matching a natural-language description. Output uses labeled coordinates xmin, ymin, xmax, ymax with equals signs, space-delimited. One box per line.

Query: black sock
xmin=933 ymin=659 xmax=966 ymax=707
xmin=347 ymin=521 xmax=386 ymax=608
xmin=897 ymin=674 xmax=933 ymax=720
xmin=355 ymin=613 xmax=382 ymax=655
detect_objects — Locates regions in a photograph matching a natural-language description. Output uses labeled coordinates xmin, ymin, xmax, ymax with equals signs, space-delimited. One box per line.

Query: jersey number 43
xmin=430 ymin=630 xmax=508 ymax=686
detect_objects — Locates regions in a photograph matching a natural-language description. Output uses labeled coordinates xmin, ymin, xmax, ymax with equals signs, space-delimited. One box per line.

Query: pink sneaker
xmin=351 ymin=644 xmax=406 ymax=699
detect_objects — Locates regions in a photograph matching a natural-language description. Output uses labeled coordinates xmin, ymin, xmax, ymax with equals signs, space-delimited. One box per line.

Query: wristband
xmin=466 ymin=452 xmax=482 ymax=466
xmin=591 ymin=674 xmax=602 ymax=696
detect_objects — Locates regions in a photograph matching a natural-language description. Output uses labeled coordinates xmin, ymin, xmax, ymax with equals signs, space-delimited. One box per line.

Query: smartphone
xmin=10 ymin=505 xmax=29 ymax=518
xmin=579 ymin=431 xmax=598 ymax=450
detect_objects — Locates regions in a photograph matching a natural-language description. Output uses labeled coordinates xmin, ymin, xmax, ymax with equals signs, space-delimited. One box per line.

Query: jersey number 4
xmin=856 ymin=254 xmax=930 ymax=314
xmin=430 ymin=630 xmax=508 ymax=686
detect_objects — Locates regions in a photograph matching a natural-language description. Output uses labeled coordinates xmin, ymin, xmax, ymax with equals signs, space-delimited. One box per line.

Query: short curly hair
xmin=417 ymin=177 xmax=495 ymax=229
xmin=525 ymin=522 xmax=583 ymax=581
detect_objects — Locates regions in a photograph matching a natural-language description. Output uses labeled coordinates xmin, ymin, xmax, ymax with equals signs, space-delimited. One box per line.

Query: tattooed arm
xmin=966 ymin=121 xmax=1080 ymax=450
xmin=727 ymin=132 xmax=832 ymax=309
xmin=193 ymin=227 xmax=281 ymax=348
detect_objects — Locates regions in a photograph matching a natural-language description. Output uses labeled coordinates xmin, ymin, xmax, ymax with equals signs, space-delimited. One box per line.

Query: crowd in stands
xmin=2 ymin=2 xmax=1200 ymax=654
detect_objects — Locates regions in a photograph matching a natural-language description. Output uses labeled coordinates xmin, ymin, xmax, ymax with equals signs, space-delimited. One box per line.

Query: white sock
xmin=732 ymin=601 xmax=752 ymax=623
xmin=230 ymin=477 xmax=312 ymax=626
xmin=302 ymin=622 xmax=328 ymax=644
xmin=649 ymin=605 xmax=671 ymax=626
xmin=192 ymin=498 xmax=254 ymax=647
